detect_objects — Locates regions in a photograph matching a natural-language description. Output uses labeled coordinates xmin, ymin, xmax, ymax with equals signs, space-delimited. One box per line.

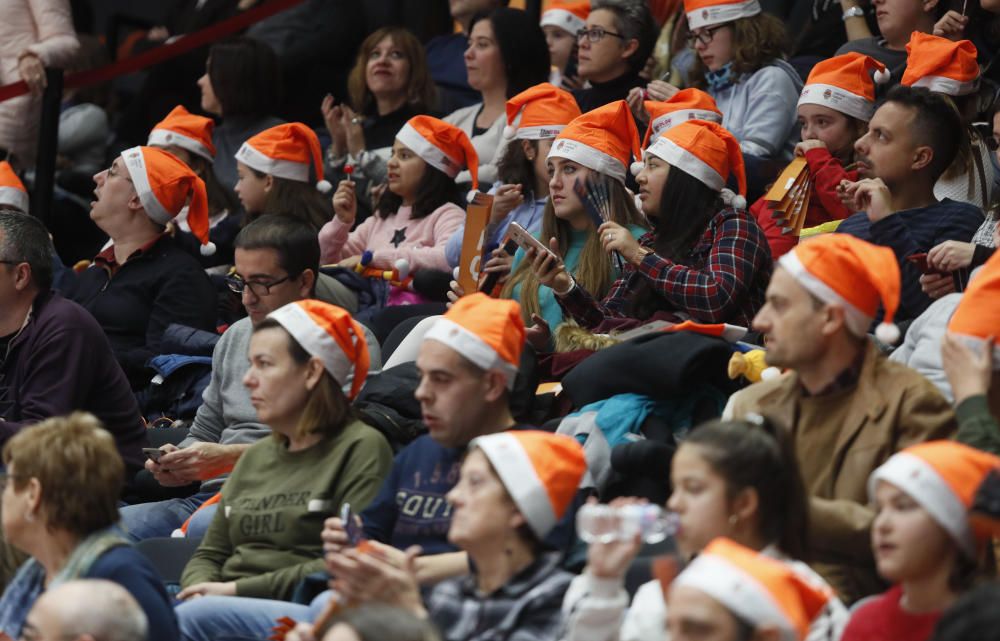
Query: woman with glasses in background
xmin=572 ymin=0 xmax=658 ymax=113
xmin=682 ymin=0 xmax=802 ymax=199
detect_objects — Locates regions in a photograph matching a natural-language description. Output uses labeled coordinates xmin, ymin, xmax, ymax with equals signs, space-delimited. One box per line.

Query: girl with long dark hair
xmin=545 ymin=119 xmax=771 ymax=331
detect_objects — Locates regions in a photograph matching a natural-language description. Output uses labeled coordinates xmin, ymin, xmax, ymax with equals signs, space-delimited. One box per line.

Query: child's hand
xmin=332 ymin=180 xmax=357 ymax=225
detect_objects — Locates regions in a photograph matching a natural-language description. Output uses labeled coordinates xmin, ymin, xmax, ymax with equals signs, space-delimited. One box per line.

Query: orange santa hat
xmin=947 ymin=248 xmax=1000 ymax=366
xmin=423 ymin=292 xmax=525 ymax=389
xmin=147 ymin=105 xmax=217 ymax=161
xmin=798 ymin=52 xmax=889 ymax=122
xmin=395 ymin=115 xmax=480 ymax=201
xmin=684 ymin=0 xmax=761 ymax=30
xmin=778 ymin=233 xmax=901 ymax=343
xmin=639 ymin=88 xmax=723 ymax=149
xmin=870 ymin=441 xmax=1000 ymax=558
xmin=540 ymin=0 xmax=590 ymax=34
xmin=673 ymin=538 xmax=831 ymax=641
xmin=639 ymin=120 xmax=748 ymax=210
xmin=266 ymin=299 xmax=371 ymax=400
xmin=236 ymin=122 xmax=332 ymax=193
xmin=503 ymin=82 xmax=582 ymax=141
xmin=902 ymin=32 xmax=980 ymax=96
xmin=547 ymin=100 xmax=641 ymax=184
xmin=0 ymin=161 xmax=29 ymax=213
xmin=121 ymin=146 xmax=215 ymax=256
xmin=469 ymin=430 xmax=586 ymax=538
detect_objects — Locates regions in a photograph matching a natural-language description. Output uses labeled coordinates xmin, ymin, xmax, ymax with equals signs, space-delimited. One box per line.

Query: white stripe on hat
xmin=797 ymin=83 xmax=875 ymax=122
xmin=547 ymin=137 xmax=627 ymax=183
xmin=267 ymin=303 xmax=356 ymax=396
xmin=674 ymin=553 xmax=798 ymax=641
xmin=516 ymin=124 xmax=567 ymax=141
xmin=470 ymin=432 xmax=558 ymax=538
xmin=910 ymin=74 xmax=980 ymax=97
xmin=0 ymin=186 xmax=29 ymax=214
xmin=121 ymin=147 xmax=175 ymax=226
xmin=644 ymin=137 xmax=724 ymax=191
xmin=650 ymin=110 xmax=722 ymax=139
xmin=423 ymin=317 xmax=518 ymax=389
xmin=395 ymin=123 xmax=462 ymax=179
xmin=778 ymin=249 xmax=872 ymax=336
xmin=540 ymin=8 xmax=586 ymax=34
xmin=148 ymin=129 xmax=215 ymax=162
xmin=870 ymin=452 xmax=975 ymax=558
xmin=687 ymin=0 xmax=761 ymax=30
xmin=235 ymin=142 xmax=310 ymax=182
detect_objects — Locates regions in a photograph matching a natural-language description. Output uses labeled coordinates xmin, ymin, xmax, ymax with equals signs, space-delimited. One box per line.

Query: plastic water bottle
xmin=576 ymin=503 xmax=679 ymax=545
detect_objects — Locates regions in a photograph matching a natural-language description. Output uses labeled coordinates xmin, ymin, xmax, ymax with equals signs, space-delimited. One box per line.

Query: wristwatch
xmin=842 ymin=6 xmax=865 ymax=21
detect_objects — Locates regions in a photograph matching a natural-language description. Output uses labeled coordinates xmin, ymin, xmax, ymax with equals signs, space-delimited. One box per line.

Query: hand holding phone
xmin=341 ymin=503 xmax=363 ymax=546
xmin=508 ymin=222 xmax=558 ymax=261
xmin=906 ymin=252 xmax=946 ymax=275
xmin=143 ymin=447 xmax=165 ymax=464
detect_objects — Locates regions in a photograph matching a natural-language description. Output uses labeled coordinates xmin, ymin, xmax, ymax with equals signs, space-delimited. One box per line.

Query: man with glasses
xmin=573 ymin=0 xmax=657 ymax=113
xmin=119 ymin=214 xmax=367 ymax=541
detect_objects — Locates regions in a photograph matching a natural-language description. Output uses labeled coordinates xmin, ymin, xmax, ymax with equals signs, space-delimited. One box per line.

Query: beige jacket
xmin=729 ymin=341 xmax=956 ymax=603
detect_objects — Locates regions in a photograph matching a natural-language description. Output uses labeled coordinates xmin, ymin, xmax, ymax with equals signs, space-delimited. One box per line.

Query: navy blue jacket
xmin=63 ymin=235 xmax=216 ymax=390
xmin=837 ymin=199 xmax=984 ymax=321
xmin=87 ymin=546 xmax=179 ymax=641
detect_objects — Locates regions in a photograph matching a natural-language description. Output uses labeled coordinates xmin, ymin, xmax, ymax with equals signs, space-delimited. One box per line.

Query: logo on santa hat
xmin=702 ymin=9 xmax=709 ymax=19
xmin=823 ymin=89 xmax=833 ymax=99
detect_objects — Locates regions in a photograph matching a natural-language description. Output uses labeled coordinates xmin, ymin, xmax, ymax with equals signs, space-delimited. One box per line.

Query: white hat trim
xmin=516 ymin=124 xmax=566 ymax=141
xmin=470 ymin=432 xmax=557 ymax=538
xmin=674 ymin=553 xmax=798 ymax=641
xmin=779 ymin=249 xmax=872 ymax=337
xmin=267 ymin=302 xmax=356 ymax=396
xmin=0 ymin=186 xmax=29 ymax=214
xmin=148 ymin=128 xmax=215 ymax=162
xmin=121 ymin=146 xmax=176 ymax=226
xmin=547 ymin=137 xmax=627 ymax=183
xmin=645 ymin=137 xmax=724 ymax=191
xmin=870 ymin=452 xmax=975 ymax=557
xmin=396 ymin=123 xmax=463 ymax=179
xmin=424 ymin=317 xmax=518 ymax=389
xmin=687 ymin=0 xmax=761 ymax=30
xmin=540 ymin=8 xmax=586 ymax=34
xmin=650 ymin=110 xmax=722 ymax=140
xmin=911 ymin=74 xmax=980 ymax=97
xmin=235 ymin=142 xmax=310 ymax=183
xmin=797 ymin=83 xmax=875 ymax=122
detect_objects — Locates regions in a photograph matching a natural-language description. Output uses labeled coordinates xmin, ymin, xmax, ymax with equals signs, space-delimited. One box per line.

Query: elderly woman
xmin=0 ymin=412 xmax=177 ymax=641
xmin=63 ymin=147 xmax=217 ymax=389
xmin=323 ymin=430 xmax=586 ymax=641
xmin=175 ymin=300 xmax=393 ymax=638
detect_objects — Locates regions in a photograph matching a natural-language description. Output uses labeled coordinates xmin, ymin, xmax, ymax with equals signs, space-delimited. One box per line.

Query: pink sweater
xmin=319 ymin=202 xmax=465 ymax=271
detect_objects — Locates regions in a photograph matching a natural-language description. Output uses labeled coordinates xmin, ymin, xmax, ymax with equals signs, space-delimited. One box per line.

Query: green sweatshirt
xmin=180 ymin=418 xmax=393 ymax=599
xmin=956 ymin=394 xmax=1000 ymax=456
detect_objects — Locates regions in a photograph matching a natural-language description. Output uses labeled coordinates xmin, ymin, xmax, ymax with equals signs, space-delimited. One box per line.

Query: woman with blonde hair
xmin=0 ymin=412 xmax=177 ymax=641
xmin=175 ymin=300 xmax=392 ymax=637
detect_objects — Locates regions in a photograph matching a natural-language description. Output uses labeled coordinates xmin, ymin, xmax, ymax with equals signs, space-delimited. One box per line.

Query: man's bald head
xmin=24 ymin=580 xmax=148 ymax=641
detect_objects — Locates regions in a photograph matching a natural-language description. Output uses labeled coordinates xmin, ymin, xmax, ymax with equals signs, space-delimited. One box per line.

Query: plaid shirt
xmin=558 ymin=208 xmax=772 ymax=328
xmin=426 ymin=551 xmax=572 ymax=641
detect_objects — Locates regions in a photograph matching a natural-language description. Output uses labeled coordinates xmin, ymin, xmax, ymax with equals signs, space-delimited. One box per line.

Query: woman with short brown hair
xmin=0 ymin=412 xmax=177 ymax=641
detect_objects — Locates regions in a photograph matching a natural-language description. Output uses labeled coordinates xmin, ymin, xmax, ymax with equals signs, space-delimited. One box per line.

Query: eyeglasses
xmin=686 ymin=24 xmax=726 ymax=47
xmin=225 ymin=274 xmax=293 ymax=297
xmin=576 ymin=27 xmax=625 ymax=43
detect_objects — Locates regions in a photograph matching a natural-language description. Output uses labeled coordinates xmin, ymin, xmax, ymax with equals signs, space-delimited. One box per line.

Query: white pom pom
xmin=316 ymin=179 xmax=333 ymax=193
xmin=453 ymin=266 xmax=461 ymax=280
xmin=875 ymin=322 xmax=900 ymax=344
xmin=873 ymin=68 xmax=890 ymax=85
xmin=467 ymin=190 xmax=478 ymax=203
xmin=630 ymin=161 xmax=644 ymax=176
xmin=731 ymin=194 xmax=747 ymax=210
xmin=395 ymin=258 xmax=410 ymax=280
xmin=199 ymin=241 xmax=217 ymax=257
xmin=503 ymin=124 xmax=517 ymax=140
xmin=760 ymin=366 xmax=781 ymax=382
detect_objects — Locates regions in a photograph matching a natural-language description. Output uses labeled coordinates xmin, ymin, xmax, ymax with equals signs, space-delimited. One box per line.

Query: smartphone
xmin=906 ymin=252 xmax=945 ymax=275
xmin=479 ymin=238 xmax=518 ymax=294
xmin=341 ymin=503 xmax=363 ymax=546
xmin=508 ymin=222 xmax=558 ymax=261
xmin=143 ymin=447 xmax=164 ymax=463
